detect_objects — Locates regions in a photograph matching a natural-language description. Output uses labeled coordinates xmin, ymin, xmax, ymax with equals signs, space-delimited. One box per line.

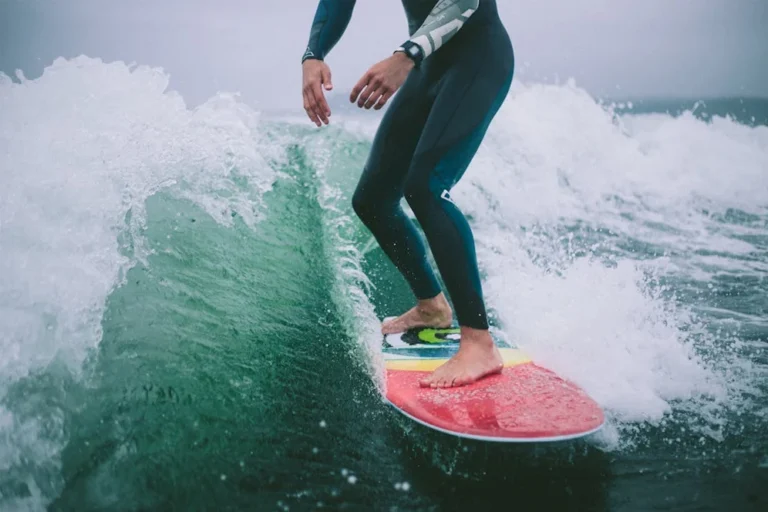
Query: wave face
xmin=1 ymin=59 xmax=766 ymax=511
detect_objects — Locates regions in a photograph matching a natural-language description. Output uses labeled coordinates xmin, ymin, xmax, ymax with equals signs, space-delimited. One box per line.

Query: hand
xmin=350 ymin=53 xmax=414 ymax=110
xmin=302 ymin=59 xmax=333 ymax=127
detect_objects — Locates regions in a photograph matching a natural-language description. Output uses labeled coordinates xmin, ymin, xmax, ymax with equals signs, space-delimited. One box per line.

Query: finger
xmin=350 ymin=72 xmax=371 ymax=103
xmin=311 ymin=82 xmax=331 ymax=122
xmin=303 ymin=89 xmax=321 ymax=127
xmin=373 ymin=90 xmax=394 ymax=110
xmin=307 ymin=85 xmax=329 ymax=125
xmin=322 ymin=68 xmax=333 ymax=91
xmin=364 ymin=87 xmax=389 ymax=110
xmin=357 ymin=79 xmax=381 ymax=108
xmin=303 ymin=89 xmax=319 ymax=126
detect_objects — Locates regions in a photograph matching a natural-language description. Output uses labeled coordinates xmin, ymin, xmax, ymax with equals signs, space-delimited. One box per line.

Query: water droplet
xmin=220 ymin=474 xmax=227 ymax=481
xmin=347 ymin=475 xmax=357 ymax=484
xmin=319 ymin=420 xmax=327 ymax=428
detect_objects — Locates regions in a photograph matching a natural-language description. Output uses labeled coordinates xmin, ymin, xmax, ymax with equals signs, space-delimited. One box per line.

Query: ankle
xmin=459 ymin=327 xmax=494 ymax=346
xmin=417 ymin=293 xmax=450 ymax=315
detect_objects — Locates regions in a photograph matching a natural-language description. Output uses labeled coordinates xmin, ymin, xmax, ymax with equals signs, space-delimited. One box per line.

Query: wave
xmin=1 ymin=57 xmax=766 ymax=509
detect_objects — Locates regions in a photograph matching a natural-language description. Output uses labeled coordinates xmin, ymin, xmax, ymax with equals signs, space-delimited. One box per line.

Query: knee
xmin=351 ymin=187 xmax=367 ymax=217
xmin=403 ymin=176 xmax=433 ymax=214
xmin=352 ymin=184 xmax=378 ymax=223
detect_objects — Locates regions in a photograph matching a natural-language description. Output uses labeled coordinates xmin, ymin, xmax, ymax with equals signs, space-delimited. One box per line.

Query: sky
xmin=1 ymin=0 xmax=766 ymax=109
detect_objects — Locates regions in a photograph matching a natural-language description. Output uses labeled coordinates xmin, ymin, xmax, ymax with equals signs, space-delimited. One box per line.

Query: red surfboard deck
xmin=383 ymin=327 xmax=604 ymax=442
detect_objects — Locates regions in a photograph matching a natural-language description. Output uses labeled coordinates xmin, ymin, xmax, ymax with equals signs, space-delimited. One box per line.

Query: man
xmin=301 ymin=0 xmax=514 ymax=388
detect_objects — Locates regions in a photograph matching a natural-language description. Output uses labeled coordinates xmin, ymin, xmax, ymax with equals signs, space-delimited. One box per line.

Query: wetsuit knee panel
xmin=351 ymin=186 xmax=369 ymax=218
xmin=352 ymin=176 xmax=404 ymax=222
xmin=402 ymin=169 xmax=438 ymax=211
xmin=352 ymin=179 xmax=382 ymax=219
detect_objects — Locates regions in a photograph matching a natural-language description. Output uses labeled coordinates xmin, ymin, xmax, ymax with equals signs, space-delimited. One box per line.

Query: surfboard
xmin=383 ymin=326 xmax=605 ymax=442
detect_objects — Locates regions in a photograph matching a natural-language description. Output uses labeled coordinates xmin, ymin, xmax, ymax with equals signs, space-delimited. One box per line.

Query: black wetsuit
xmin=303 ymin=0 xmax=514 ymax=330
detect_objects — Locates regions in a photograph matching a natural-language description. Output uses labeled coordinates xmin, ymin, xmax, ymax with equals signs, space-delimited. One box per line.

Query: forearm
xmin=302 ymin=0 xmax=357 ymax=62
xmin=396 ymin=0 xmax=479 ymax=65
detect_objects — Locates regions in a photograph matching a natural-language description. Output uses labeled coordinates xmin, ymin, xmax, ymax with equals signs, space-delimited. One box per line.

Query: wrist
xmin=302 ymin=56 xmax=324 ymax=69
xmin=302 ymin=46 xmax=322 ymax=64
xmin=394 ymin=40 xmax=424 ymax=67
xmin=392 ymin=51 xmax=415 ymax=70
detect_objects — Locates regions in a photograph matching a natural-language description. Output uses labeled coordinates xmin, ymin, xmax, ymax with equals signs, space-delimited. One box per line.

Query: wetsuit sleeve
xmin=302 ymin=0 xmax=357 ymax=63
xmin=395 ymin=0 xmax=479 ymax=66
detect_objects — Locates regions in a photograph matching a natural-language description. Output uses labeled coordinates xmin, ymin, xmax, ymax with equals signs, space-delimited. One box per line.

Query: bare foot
xmin=381 ymin=293 xmax=453 ymax=335
xmin=419 ymin=327 xmax=503 ymax=388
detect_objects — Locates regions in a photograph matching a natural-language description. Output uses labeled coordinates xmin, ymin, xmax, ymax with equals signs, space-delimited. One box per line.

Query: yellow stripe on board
xmin=385 ymin=348 xmax=530 ymax=372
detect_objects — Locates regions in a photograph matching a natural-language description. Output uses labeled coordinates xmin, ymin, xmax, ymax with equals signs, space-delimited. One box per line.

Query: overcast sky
xmin=1 ymin=0 xmax=766 ymax=109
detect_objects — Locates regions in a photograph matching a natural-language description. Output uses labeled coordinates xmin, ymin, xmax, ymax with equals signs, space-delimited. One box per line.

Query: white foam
xmin=1 ymin=55 xmax=764 ymax=505
xmin=452 ymin=79 xmax=766 ymax=448
xmin=304 ymin=132 xmax=386 ymax=391
xmin=311 ymin=79 xmax=764 ymax=450
xmin=0 ymin=56 xmax=279 ymax=507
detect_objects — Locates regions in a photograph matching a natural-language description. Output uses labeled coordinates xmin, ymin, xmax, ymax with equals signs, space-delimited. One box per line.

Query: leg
xmin=351 ymin=71 xmax=452 ymax=332
xmin=404 ymin=53 xmax=514 ymax=388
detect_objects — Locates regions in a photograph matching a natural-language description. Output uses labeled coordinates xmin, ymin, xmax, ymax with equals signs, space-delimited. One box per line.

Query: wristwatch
xmin=394 ymin=40 xmax=425 ymax=67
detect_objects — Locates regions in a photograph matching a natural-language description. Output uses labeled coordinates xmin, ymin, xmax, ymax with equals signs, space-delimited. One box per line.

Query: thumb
xmin=322 ymin=67 xmax=333 ymax=91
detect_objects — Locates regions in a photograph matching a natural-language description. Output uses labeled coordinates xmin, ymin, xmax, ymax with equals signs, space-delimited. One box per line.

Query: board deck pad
xmin=383 ymin=327 xmax=605 ymax=442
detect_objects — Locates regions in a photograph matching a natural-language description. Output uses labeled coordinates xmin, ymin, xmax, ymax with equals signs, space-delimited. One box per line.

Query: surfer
xmin=301 ymin=0 xmax=514 ymax=388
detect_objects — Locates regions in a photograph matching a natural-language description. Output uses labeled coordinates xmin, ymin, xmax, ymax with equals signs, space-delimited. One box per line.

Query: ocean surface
xmin=1 ymin=58 xmax=767 ymax=511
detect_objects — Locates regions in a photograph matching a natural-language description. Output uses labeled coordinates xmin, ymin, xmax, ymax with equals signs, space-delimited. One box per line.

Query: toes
xmin=427 ymin=373 xmax=444 ymax=388
xmin=419 ymin=373 xmax=440 ymax=388
xmin=423 ymin=372 xmax=449 ymax=389
xmin=419 ymin=359 xmax=504 ymax=389
xmin=381 ymin=317 xmax=403 ymax=335
xmin=436 ymin=375 xmax=455 ymax=389
xmin=445 ymin=374 xmax=468 ymax=388
xmin=381 ymin=324 xmax=397 ymax=335
xmin=420 ymin=373 xmax=470 ymax=389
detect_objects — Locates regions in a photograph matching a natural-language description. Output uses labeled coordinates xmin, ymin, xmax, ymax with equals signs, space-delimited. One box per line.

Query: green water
xmin=1 ymin=59 xmax=767 ymax=510
xmin=18 ymin=145 xmax=589 ymax=511
xmin=27 ymin=140 xmax=759 ymax=511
